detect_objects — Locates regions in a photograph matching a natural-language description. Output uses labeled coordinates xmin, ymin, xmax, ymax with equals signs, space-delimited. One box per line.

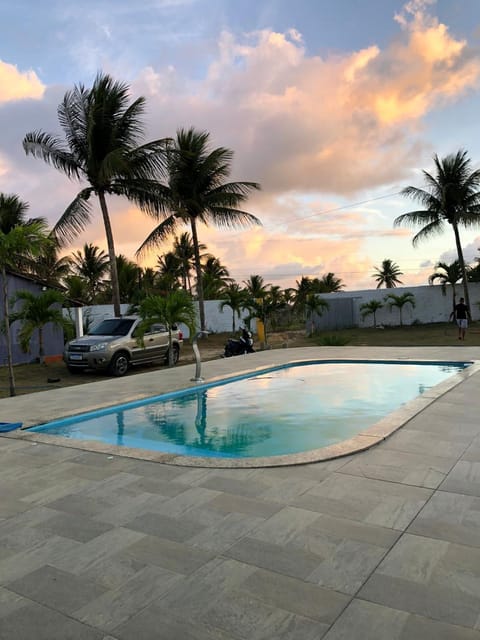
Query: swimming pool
xmin=29 ymin=360 xmax=469 ymax=463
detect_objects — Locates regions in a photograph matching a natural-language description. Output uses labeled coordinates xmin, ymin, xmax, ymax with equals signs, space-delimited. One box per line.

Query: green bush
xmin=319 ymin=334 xmax=351 ymax=346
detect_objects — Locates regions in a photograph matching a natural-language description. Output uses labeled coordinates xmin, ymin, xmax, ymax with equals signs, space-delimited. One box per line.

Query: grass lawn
xmin=0 ymin=322 xmax=477 ymax=399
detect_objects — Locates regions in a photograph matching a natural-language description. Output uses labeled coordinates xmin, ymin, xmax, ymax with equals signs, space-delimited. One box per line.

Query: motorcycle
xmin=224 ymin=328 xmax=255 ymax=357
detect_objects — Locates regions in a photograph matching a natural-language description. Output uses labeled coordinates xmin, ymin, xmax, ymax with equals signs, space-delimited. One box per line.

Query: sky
xmin=1 ymin=0 xmax=480 ymax=291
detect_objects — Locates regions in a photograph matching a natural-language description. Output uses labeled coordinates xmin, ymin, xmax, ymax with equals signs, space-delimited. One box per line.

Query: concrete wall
xmin=64 ymin=300 xmax=255 ymax=339
xmin=0 ymin=274 xmax=65 ymax=365
xmin=311 ymin=283 xmax=480 ymax=330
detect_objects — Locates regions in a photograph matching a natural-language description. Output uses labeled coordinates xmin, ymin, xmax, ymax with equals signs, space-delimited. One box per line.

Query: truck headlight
xmin=89 ymin=343 xmax=108 ymax=352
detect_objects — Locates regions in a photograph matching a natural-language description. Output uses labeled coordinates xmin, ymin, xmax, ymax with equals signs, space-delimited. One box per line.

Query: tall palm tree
xmin=428 ymin=260 xmax=462 ymax=314
xmin=9 ymin=290 xmax=69 ymax=364
xmin=243 ymin=274 xmax=270 ymax=300
xmin=219 ymin=283 xmax=249 ymax=332
xmin=318 ymin=272 xmax=345 ymax=292
xmin=0 ymin=193 xmax=50 ymax=395
xmin=202 ymin=255 xmax=233 ymax=300
xmin=156 ymin=251 xmax=182 ymax=292
xmin=23 ymin=72 xmax=170 ymax=316
xmin=385 ymin=292 xmax=416 ymax=327
xmin=136 ymin=127 xmax=261 ymax=330
xmin=172 ymin=232 xmax=206 ymax=292
xmin=70 ymin=243 xmax=110 ymax=303
xmin=372 ymin=259 xmax=403 ymax=289
xmin=395 ymin=150 xmax=480 ymax=311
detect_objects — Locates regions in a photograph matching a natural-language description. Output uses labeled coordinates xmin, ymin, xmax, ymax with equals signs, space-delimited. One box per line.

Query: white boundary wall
xmin=315 ymin=283 xmax=480 ymax=329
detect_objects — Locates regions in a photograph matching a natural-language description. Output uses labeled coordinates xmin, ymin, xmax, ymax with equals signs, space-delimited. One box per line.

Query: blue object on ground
xmin=0 ymin=422 xmax=23 ymax=432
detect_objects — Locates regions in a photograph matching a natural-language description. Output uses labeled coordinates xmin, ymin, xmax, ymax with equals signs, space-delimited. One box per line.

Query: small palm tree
xmin=385 ymin=292 xmax=416 ymax=327
xmin=9 ymin=290 xmax=70 ymax=364
xmin=172 ymin=232 xmax=206 ymax=292
xmin=243 ymin=274 xmax=270 ymax=300
xmin=305 ymin=294 xmax=329 ymax=336
xmin=136 ymin=127 xmax=261 ymax=330
xmin=202 ymin=256 xmax=233 ymax=300
xmin=138 ymin=290 xmax=196 ymax=367
xmin=0 ymin=193 xmax=51 ymax=395
xmin=372 ymin=259 xmax=403 ymax=288
xmin=360 ymin=299 xmax=384 ymax=328
xmin=23 ymin=72 xmax=170 ymax=316
xmin=395 ymin=150 xmax=480 ymax=311
xmin=219 ymin=283 xmax=249 ymax=332
xmin=428 ymin=260 xmax=462 ymax=315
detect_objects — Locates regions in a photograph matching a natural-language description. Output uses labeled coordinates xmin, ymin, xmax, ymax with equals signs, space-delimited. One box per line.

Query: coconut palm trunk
xmin=451 ymin=221 xmax=471 ymax=313
xmin=98 ymin=191 xmax=121 ymax=316
xmin=190 ymin=216 xmax=205 ymax=330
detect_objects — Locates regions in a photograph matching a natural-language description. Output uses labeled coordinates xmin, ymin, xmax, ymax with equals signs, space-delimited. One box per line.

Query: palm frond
xmin=136 ymin=215 xmax=180 ymax=259
xmin=23 ymin=132 xmax=81 ymax=179
xmin=54 ymin=189 xmax=93 ymax=244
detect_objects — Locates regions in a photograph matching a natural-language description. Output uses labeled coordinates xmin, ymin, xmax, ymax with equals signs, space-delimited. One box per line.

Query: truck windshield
xmin=88 ymin=319 xmax=135 ymax=336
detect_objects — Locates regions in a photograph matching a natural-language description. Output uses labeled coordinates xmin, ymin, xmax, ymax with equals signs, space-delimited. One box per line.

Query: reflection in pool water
xmin=31 ymin=361 xmax=468 ymax=458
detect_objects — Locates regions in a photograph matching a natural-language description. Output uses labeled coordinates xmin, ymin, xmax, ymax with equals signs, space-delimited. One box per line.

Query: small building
xmin=0 ymin=271 xmax=65 ymax=365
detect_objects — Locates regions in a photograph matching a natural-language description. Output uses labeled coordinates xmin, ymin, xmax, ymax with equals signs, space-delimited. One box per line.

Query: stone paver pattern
xmin=1 ymin=346 xmax=480 ymax=639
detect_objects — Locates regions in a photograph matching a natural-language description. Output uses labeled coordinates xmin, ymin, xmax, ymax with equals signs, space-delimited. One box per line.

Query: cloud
xmin=0 ymin=60 xmax=45 ymax=102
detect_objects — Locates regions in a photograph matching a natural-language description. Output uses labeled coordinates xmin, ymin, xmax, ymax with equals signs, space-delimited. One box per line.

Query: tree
xmin=138 ymin=290 xmax=196 ymax=367
xmin=305 ymin=294 xmax=329 ymax=336
xmin=243 ymin=274 xmax=270 ymax=300
xmin=360 ymin=299 xmax=384 ymax=328
xmin=23 ymin=72 xmax=170 ymax=317
xmin=22 ymin=234 xmax=72 ymax=288
xmin=70 ymin=244 xmax=110 ymax=303
xmin=202 ymin=255 xmax=233 ymax=300
xmin=219 ymin=283 xmax=249 ymax=332
xmin=318 ymin=272 xmax=345 ymax=292
xmin=385 ymin=292 xmax=416 ymax=327
xmin=0 ymin=193 xmax=50 ymax=396
xmin=395 ymin=150 xmax=480 ymax=311
xmin=372 ymin=259 xmax=403 ymax=289
xmin=156 ymin=252 xmax=182 ymax=292
xmin=9 ymin=290 xmax=69 ymax=364
xmin=172 ymin=232 xmax=206 ymax=293
xmin=137 ymin=128 xmax=261 ymax=330
xmin=428 ymin=260 xmax=462 ymax=314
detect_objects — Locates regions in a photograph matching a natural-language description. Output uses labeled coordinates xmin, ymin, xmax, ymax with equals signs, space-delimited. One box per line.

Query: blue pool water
xmin=31 ymin=361 xmax=468 ymax=458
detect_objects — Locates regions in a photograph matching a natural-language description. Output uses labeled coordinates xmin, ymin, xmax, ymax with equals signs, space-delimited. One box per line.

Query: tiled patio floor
xmin=1 ymin=347 xmax=479 ymax=639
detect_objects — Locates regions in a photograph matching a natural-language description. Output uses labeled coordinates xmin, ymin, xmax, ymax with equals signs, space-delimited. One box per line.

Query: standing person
xmin=450 ymin=297 xmax=471 ymax=340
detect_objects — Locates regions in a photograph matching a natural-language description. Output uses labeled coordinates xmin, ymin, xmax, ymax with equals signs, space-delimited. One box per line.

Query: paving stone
xmin=323 ymin=598 xmax=480 ymax=639
xmin=0 ymin=600 xmax=104 ymax=639
xmin=124 ymin=533 xmax=215 ymax=574
xmin=359 ymin=534 xmax=480 ymax=628
xmin=292 ymin=473 xmax=431 ymax=530
xmin=154 ymin=486 xmax=221 ymax=517
xmin=408 ymin=491 xmax=480 ymax=547
xmin=0 ymin=586 xmax=28 ymax=618
xmin=207 ymin=492 xmax=282 ymax=518
xmin=79 ymin=553 xmax=146 ymax=590
xmin=189 ymin=512 xmax=264 ymax=552
xmin=199 ymin=474 xmax=269 ymax=497
xmin=338 ymin=448 xmax=456 ymax=488
xmin=73 ymin=565 xmax=181 ymax=631
xmin=380 ymin=428 xmax=469 ymax=458
xmin=7 ymin=565 xmax=106 ymax=614
xmin=35 ymin=511 xmax=114 ymax=542
xmin=239 ymin=567 xmax=349 ymax=623
xmin=46 ymin=493 xmax=116 ymax=518
xmin=251 ymin=506 xmax=320 ymax=545
xmin=124 ymin=511 xmax=206 ymax=542
xmin=440 ymin=460 xmax=480 ymax=497
xmin=225 ymin=536 xmax=322 ymax=580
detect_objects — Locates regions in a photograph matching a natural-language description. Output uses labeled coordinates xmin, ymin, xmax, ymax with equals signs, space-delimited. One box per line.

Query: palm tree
xmin=202 ymin=255 xmax=233 ymax=299
xmin=305 ymin=294 xmax=329 ymax=335
xmin=318 ymin=272 xmax=345 ymax=292
xmin=23 ymin=72 xmax=170 ymax=316
xmin=372 ymin=259 xmax=403 ymax=289
xmin=219 ymin=283 xmax=249 ymax=332
xmin=360 ymin=299 xmax=384 ymax=328
xmin=70 ymin=243 xmax=110 ymax=303
xmin=385 ymin=292 xmax=416 ymax=327
xmin=0 ymin=193 xmax=50 ymax=396
xmin=138 ymin=290 xmax=196 ymax=367
xmin=395 ymin=150 xmax=480 ymax=311
xmin=428 ymin=260 xmax=462 ymax=314
xmin=9 ymin=290 xmax=70 ymax=364
xmin=156 ymin=252 xmax=182 ymax=292
xmin=243 ymin=274 xmax=270 ymax=300
xmin=21 ymin=234 xmax=72 ymax=287
xmin=172 ymin=232 xmax=206 ymax=292
xmin=136 ymin=128 xmax=261 ymax=330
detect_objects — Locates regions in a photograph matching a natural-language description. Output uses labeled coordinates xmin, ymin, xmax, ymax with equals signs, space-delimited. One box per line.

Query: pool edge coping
xmin=5 ymin=356 xmax=479 ymax=468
